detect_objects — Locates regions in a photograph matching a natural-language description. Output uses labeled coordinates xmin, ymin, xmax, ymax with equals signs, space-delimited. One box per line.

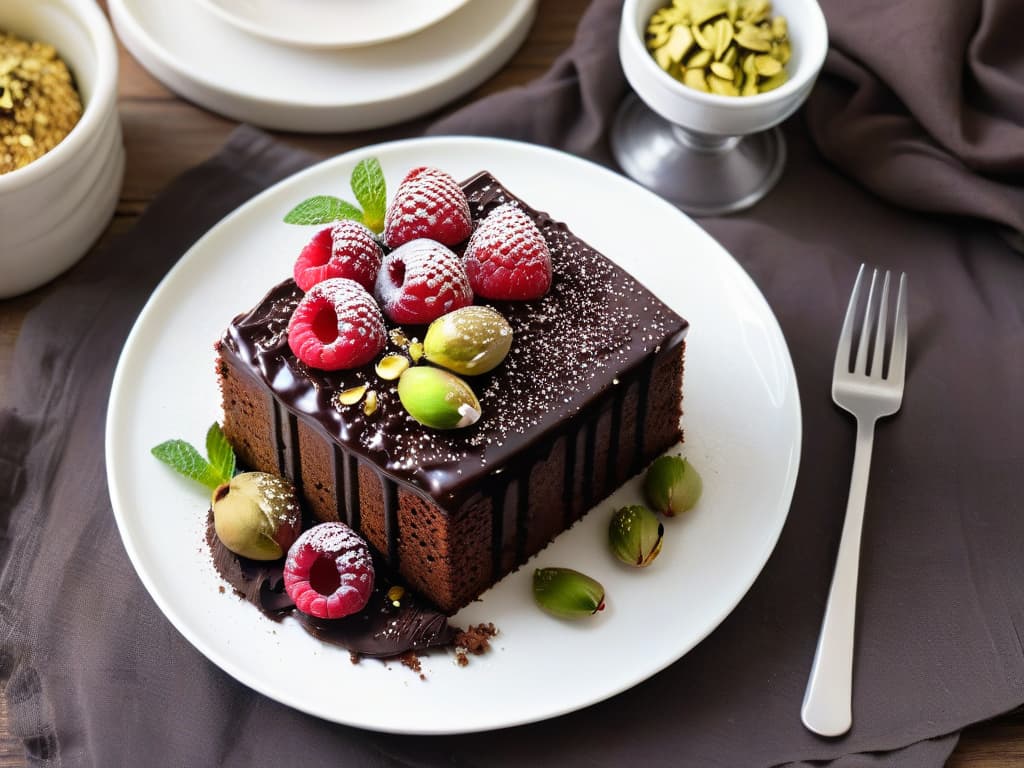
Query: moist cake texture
xmin=217 ymin=171 xmax=688 ymax=614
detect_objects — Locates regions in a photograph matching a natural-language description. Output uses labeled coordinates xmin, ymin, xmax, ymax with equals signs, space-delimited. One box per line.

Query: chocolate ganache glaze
xmin=219 ymin=172 xmax=689 ymax=513
xmin=205 ymin=513 xmax=456 ymax=657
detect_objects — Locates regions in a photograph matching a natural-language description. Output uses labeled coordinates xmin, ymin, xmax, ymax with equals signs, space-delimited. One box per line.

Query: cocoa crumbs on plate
xmin=398 ymin=651 xmax=427 ymax=681
xmin=0 ymin=30 xmax=82 ymax=174
xmin=454 ymin=623 xmax=498 ymax=667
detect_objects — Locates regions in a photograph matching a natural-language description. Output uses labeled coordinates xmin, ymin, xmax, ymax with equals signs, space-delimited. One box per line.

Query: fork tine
xmin=887 ymin=273 xmax=909 ymax=384
xmin=870 ymin=271 xmax=891 ymax=377
xmin=834 ymin=264 xmax=866 ymax=377
xmin=854 ymin=268 xmax=879 ymax=374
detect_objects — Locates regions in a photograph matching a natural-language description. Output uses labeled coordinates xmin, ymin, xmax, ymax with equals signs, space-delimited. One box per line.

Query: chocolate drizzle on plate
xmin=205 ymin=512 xmax=456 ymax=658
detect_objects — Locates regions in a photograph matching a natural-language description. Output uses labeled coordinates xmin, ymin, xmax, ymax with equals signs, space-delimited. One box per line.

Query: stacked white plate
xmin=108 ymin=0 xmax=537 ymax=132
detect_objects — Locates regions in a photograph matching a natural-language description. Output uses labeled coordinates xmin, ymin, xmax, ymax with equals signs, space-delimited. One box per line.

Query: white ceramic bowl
xmin=0 ymin=0 xmax=122 ymax=299
xmin=620 ymin=0 xmax=828 ymax=136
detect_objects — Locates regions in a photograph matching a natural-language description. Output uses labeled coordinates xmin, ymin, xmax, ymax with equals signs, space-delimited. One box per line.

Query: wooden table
xmin=1 ymin=2 xmax=1021 ymax=765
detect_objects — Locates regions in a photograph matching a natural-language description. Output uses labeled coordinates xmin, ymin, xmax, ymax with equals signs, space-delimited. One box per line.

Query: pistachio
xmin=337 ymin=383 xmax=368 ymax=406
xmin=212 ymin=472 xmax=301 ymax=560
xmin=375 ymin=354 xmax=410 ymax=381
xmin=683 ymin=68 xmax=710 ymax=91
xmin=759 ymin=71 xmax=787 ymax=92
xmin=389 ymin=328 xmax=410 ymax=347
xmin=532 ymin=567 xmax=606 ymax=619
xmin=754 ymin=53 xmax=782 ymax=76
xmin=708 ymin=74 xmax=739 ymax=96
xmin=363 ymin=389 xmax=379 ymax=416
xmin=691 ymin=23 xmax=713 ymax=50
xmin=408 ymin=341 xmax=424 ymax=363
xmin=644 ymin=456 xmax=703 ymax=517
xmin=663 ymin=24 xmax=694 ymax=62
xmin=609 ymin=505 xmax=665 ymax=567
xmin=687 ymin=48 xmax=713 ymax=68
xmin=709 ymin=61 xmax=734 ymax=80
xmin=397 ymin=366 xmax=481 ymax=429
xmin=646 ymin=0 xmax=790 ymax=96
xmin=423 ymin=306 xmax=513 ymax=376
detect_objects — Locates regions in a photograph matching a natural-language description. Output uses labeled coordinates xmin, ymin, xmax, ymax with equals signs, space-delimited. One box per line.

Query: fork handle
xmin=801 ymin=417 xmax=876 ymax=737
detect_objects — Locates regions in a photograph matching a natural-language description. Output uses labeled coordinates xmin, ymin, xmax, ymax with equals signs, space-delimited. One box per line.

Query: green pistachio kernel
xmin=609 ymin=505 xmax=665 ymax=567
xmin=423 ymin=306 xmax=513 ymax=376
xmin=532 ymin=567 xmax=606 ymax=619
xmin=644 ymin=455 xmax=703 ymax=517
xmin=396 ymin=366 xmax=481 ymax=429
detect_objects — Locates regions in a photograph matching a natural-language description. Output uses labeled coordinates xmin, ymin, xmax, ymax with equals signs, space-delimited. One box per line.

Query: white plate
xmin=108 ymin=0 xmax=535 ymax=132
xmin=106 ymin=137 xmax=801 ymax=734
xmin=194 ymin=0 xmax=471 ymax=50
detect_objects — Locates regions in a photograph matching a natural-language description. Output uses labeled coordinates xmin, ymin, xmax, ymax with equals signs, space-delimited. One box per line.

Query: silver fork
xmin=801 ymin=264 xmax=909 ymax=737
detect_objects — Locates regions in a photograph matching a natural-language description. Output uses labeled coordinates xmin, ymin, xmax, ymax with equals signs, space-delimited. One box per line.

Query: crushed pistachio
xmin=387 ymin=585 xmax=405 ymax=607
xmin=645 ymin=0 xmax=791 ymax=96
xmin=389 ymin=328 xmax=410 ymax=348
xmin=1 ymin=30 xmax=82 ymax=174
xmin=363 ymin=389 xmax=379 ymax=416
xmin=336 ymin=383 xmax=368 ymax=406
xmin=375 ymin=354 xmax=410 ymax=381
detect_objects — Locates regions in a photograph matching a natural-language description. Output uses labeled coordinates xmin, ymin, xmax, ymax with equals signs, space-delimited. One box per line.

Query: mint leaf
xmin=205 ymin=422 xmax=236 ymax=483
xmin=152 ymin=440 xmax=225 ymax=491
xmin=350 ymin=158 xmax=386 ymax=234
xmin=283 ymin=196 xmax=363 ymax=226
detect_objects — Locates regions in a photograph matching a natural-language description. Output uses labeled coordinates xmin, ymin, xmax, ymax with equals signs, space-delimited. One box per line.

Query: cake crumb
xmin=453 ymin=623 xmax=498 ymax=666
xmin=218 ymin=585 xmax=225 ymax=594
xmin=398 ymin=651 xmax=423 ymax=676
xmin=350 ymin=652 xmax=361 ymax=665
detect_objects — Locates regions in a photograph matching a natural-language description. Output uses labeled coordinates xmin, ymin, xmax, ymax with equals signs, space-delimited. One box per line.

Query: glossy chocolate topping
xmin=220 ymin=172 xmax=688 ymax=511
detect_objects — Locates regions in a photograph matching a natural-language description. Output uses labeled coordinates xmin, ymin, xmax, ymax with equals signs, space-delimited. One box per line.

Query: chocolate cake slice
xmin=217 ymin=172 xmax=688 ymax=615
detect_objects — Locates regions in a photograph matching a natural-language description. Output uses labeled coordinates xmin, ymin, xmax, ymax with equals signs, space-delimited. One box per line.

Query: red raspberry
xmin=284 ymin=522 xmax=374 ymax=620
xmin=293 ymin=220 xmax=383 ymax=292
xmin=287 ymin=278 xmax=386 ymax=370
xmin=383 ymin=167 xmax=473 ymax=249
xmin=374 ymin=238 xmax=473 ymax=325
xmin=463 ymin=202 xmax=552 ymax=301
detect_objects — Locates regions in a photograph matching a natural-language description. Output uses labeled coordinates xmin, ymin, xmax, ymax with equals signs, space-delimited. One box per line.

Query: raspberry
xmin=284 ymin=522 xmax=374 ymax=620
xmin=287 ymin=278 xmax=386 ymax=370
xmin=374 ymin=238 xmax=473 ymax=325
xmin=293 ymin=221 xmax=383 ymax=292
xmin=463 ymin=202 xmax=552 ymax=301
xmin=383 ymin=167 xmax=473 ymax=249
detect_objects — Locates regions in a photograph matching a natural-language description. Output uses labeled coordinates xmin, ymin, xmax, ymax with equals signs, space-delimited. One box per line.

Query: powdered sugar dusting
xmin=467 ymin=202 xmax=550 ymax=269
xmin=374 ymin=239 xmax=472 ymax=325
xmin=288 ymin=278 xmax=386 ymax=370
xmin=300 ymin=522 xmax=369 ymax=558
xmin=383 ymin=167 xmax=473 ymax=248
xmin=250 ymin=472 xmax=301 ymax=530
xmin=283 ymin=522 xmax=375 ymax=619
xmin=464 ymin=201 xmax=552 ymax=300
xmin=293 ymin=221 xmax=383 ymax=292
xmin=227 ymin=173 xmax=687 ymax=506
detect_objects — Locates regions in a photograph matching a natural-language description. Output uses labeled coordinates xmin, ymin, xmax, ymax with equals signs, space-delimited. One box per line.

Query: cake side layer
xmin=220 ymin=172 xmax=689 ymax=511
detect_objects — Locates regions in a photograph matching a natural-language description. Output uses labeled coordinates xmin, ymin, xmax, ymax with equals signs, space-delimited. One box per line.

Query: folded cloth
xmin=431 ymin=0 xmax=1024 ymax=238
xmin=805 ymin=0 xmax=1024 ymax=237
xmin=3 ymin=2 xmax=1024 ymax=767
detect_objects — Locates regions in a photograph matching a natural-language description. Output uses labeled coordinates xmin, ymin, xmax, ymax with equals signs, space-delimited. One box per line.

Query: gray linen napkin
xmin=3 ymin=1 xmax=1024 ymax=767
xmin=431 ymin=0 xmax=1024 ymax=237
